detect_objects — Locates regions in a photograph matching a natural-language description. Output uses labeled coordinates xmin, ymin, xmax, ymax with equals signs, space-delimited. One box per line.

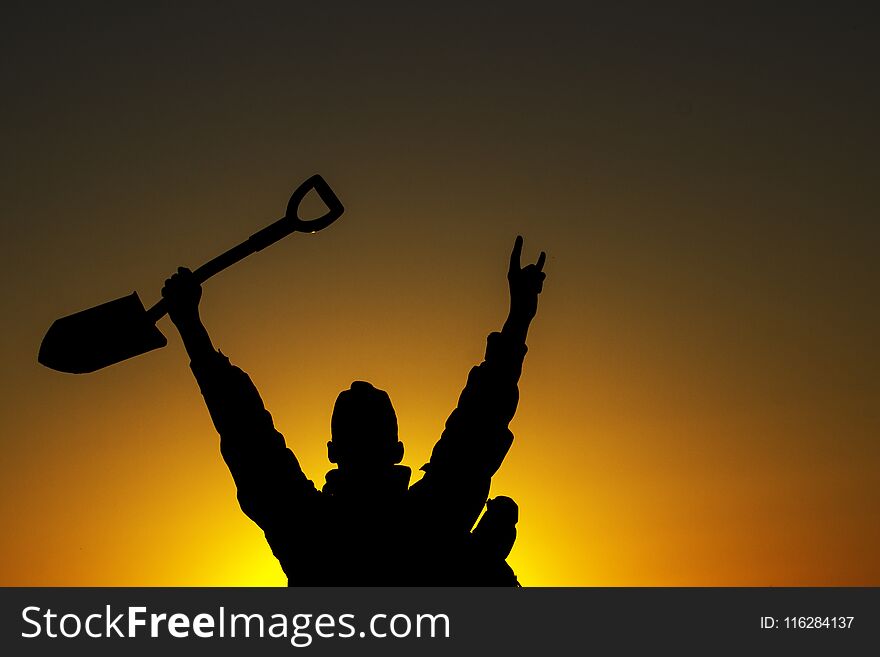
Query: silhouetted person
xmin=162 ymin=236 xmax=546 ymax=585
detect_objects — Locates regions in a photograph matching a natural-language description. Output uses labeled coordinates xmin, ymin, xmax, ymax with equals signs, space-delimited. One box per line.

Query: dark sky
xmin=1 ymin=2 xmax=878 ymax=584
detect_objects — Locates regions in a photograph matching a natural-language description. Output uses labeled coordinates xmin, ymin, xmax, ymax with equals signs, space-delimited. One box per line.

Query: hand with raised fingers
xmin=507 ymin=235 xmax=546 ymax=321
xmin=161 ymin=267 xmax=202 ymax=327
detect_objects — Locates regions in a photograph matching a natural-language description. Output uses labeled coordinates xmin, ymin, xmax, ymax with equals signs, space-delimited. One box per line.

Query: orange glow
xmin=3 ymin=3 xmax=878 ymax=587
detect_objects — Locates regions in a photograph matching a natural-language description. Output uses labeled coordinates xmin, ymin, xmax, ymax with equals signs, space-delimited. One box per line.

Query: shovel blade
xmin=38 ymin=292 xmax=167 ymax=374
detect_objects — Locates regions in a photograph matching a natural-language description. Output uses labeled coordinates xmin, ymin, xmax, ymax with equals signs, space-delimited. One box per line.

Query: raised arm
xmin=503 ymin=235 xmax=546 ymax=343
xmin=161 ymin=269 xmax=317 ymax=534
xmin=162 ymin=268 xmax=216 ymax=362
xmin=412 ymin=237 xmax=546 ymax=531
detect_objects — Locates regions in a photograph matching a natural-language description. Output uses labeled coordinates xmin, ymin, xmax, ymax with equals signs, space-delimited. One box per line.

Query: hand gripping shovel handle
xmin=144 ymin=174 xmax=343 ymax=324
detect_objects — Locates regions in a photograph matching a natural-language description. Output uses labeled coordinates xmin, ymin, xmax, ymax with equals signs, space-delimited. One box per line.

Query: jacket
xmin=189 ymin=331 xmax=527 ymax=585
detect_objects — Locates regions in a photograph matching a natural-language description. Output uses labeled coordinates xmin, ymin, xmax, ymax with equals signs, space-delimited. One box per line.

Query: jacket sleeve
xmin=189 ymin=350 xmax=318 ymax=534
xmin=412 ymin=331 xmax=527 ymax=532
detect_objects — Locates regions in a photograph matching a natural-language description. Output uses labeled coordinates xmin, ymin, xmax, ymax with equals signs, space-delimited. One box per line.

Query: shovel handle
xmin=145 ymin=174 xmax=343 ymax=323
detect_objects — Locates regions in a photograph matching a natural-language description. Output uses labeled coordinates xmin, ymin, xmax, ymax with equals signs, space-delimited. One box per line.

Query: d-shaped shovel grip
xmin=145 ymin=174 xmax=344 ymax=323
xmin=243 ymin=174 xmax=345 ymax=255
xmin=286 ymin=174 xmax=345 ymax=233
xmin=197 ymin=174 xmax=344 ymax=281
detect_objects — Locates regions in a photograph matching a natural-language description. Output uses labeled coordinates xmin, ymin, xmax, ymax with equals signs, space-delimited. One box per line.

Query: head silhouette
xmin=327 ymin=381 xmax=404 ymax=470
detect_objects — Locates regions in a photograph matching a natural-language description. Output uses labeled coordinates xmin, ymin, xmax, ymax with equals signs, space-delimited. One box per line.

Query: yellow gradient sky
xmin=1 ymin=3 xmax=878 ymax=585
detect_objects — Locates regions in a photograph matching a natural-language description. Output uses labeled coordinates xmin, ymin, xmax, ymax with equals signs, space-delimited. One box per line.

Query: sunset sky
xmin=1 ymin=2 xmax=878 ymax=585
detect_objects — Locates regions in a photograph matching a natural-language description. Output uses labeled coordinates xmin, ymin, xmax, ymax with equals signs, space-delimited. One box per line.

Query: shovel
xmin=38 ymin=174 xmax=344 ymax=374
